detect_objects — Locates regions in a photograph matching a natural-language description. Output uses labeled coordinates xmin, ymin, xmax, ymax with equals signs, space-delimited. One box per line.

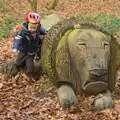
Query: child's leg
xmin=16 ymin=52 xmax=27 ymax=69
xmin=25 ymin=55 xmax=34 ymax=77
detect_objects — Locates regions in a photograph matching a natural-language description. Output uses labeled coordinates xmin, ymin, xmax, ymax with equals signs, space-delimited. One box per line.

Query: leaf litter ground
xmin=1 ymin=0 xmax=120 ymax=119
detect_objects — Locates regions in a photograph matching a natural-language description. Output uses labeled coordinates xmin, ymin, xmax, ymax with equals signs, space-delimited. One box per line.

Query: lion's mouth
xmin=82 ymin=69 xmax=108 ymax=94
xmin=84 ymin=81 xmax=108 ymax=95
xmin=85 ymin=71 xmax=108 ymax=85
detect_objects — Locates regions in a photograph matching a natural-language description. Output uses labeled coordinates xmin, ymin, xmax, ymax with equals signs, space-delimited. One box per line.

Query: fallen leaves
xmin=1 ymin=35 xmax=120 ymax=120
xmin=1 ymin=0 xmax=120 ymax=119
xmin=0 ymin=83 xmax=3 ymax=89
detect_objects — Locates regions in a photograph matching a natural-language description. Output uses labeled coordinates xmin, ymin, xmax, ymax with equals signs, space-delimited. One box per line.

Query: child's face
xmin=28 ymin=23 xmax=39 ymax=32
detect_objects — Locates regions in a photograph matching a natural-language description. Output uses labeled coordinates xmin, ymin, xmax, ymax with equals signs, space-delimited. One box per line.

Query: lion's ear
xmin=109 ymin=37 xmax=120 ymax=91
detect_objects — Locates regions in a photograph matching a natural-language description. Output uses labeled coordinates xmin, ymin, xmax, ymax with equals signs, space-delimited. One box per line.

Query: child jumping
xmin=12 ymin=12 xmax=47 ymax=82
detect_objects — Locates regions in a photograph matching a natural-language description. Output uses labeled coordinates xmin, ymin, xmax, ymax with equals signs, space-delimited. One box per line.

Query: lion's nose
xmin=89 ymin=69 xmax=108 ymax=76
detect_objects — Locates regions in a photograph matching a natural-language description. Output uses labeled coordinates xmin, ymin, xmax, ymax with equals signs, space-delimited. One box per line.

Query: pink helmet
xmin=26 ymin=12 xmax=40 ymax=24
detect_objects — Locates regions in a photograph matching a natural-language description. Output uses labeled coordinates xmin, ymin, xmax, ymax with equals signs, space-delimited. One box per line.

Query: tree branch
xmin=50 ymin=0 xmax=58 ymax=10
xmin=28 ymin=0 xmax=37 ymax=12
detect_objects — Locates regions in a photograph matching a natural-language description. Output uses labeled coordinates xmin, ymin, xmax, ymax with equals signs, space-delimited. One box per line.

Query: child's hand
xmin=34 ymin=56 xmax=40 ymax=61
xmin=12 ymin=49 xmax=18 ymax=53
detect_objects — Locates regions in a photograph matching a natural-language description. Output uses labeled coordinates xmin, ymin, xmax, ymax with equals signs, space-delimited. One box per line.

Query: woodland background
xmin=0 ymin=0 xmax=120 ymax=119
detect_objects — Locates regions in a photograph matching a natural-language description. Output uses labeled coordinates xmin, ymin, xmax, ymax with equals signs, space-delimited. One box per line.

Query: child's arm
xmin=12 ymin=34 xmax=23 ymax=52
xmin=40 ymin=25 xmax=47 ymax=35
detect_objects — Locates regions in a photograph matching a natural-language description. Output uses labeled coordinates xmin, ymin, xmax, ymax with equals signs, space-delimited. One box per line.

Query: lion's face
xmin=67 ymin=29 xmax=111 ymax=94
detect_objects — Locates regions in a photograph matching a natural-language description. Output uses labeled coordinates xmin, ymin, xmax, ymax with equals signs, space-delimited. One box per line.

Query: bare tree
xmin=28 ymin=0 xmax=37 ymax=11
xmin=50 ymin=0 xmax=58 ymax=10
xmin=28 ymin=0 xmax=58 ymax=12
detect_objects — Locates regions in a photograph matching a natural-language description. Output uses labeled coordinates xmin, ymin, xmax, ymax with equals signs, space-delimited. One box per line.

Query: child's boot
xmin=22 ymin=73 xmax=36 ymax=83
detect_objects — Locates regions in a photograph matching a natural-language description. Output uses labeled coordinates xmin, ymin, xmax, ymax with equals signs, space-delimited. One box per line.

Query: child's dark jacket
xmin=13 ymin=22 xmax=46 ymax=55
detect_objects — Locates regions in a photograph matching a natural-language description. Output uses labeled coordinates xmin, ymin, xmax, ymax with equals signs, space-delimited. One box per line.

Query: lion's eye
xmin=77 ymin=42 xmax=86 ymax=46
xmin=76 ymin=42 xmax=87 ymax=50
xmin=103 ymin=42 xmax=109 ymax=50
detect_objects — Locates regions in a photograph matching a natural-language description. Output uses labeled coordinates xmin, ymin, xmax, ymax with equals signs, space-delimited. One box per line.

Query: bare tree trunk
xmin=50 ymin=0 xmax=58 ymax=10
xmin=28 ymin=0 xmax=37 ymax=11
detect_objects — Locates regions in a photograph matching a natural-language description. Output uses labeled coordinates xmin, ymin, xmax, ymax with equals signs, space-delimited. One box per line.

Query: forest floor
xmin=1 ymin=0 xmax=120 ymax=119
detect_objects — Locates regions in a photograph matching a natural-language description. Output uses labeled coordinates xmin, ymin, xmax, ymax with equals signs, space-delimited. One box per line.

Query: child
xmin=12 ymin=12 xmax=47 ymax=82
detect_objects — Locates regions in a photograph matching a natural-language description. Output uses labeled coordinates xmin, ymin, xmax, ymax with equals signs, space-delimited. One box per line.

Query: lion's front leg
xmin=57 ymin=85 xmax=78 ymax=109
xmin=91 ymin=90 xmax=114 ymax=111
